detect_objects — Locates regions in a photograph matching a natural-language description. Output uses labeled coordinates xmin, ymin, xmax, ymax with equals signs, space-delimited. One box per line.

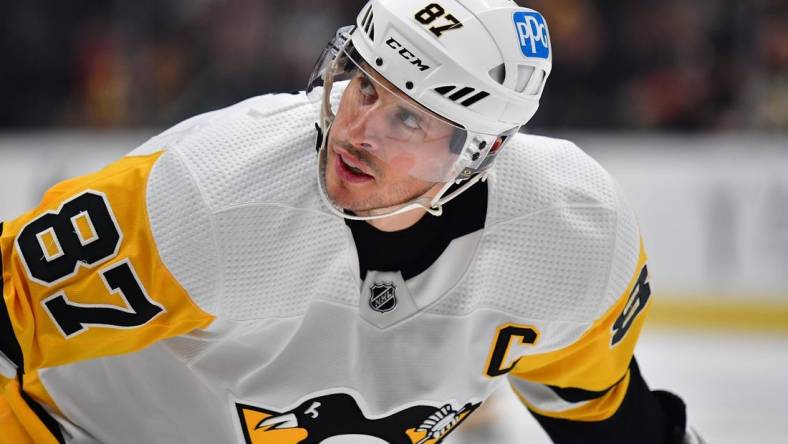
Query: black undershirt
xmin=346 ymin=182 xmax=488 ymax=281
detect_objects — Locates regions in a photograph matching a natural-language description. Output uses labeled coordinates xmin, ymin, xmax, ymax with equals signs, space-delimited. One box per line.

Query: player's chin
xmin=325 ymin=175 xmax=371 ymax=210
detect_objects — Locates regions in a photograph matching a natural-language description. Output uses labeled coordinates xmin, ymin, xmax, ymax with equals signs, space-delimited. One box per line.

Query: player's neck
xmin=365 ymin=208 xmax=428 ymax=232
xmin=359 ymin=183 xmax=445 ymax=232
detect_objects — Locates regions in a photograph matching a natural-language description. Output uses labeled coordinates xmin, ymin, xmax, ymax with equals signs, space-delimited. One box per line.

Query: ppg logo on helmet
xmin=513 ymin=11 xmax=550 ymax=59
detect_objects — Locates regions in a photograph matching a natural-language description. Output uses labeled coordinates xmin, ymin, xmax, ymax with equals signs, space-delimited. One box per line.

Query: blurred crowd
xmin=1 ymin=0 xmax=786 ymax=131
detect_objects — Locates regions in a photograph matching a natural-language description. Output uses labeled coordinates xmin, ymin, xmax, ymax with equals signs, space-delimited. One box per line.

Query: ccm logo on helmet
xmin=512 ymin=11 xmax=550 ymax=59
xmin=385 ymin=37 xmax=431 ymax=72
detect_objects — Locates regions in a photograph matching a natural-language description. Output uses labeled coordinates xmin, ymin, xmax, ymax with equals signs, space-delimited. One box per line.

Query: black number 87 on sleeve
xmin=16 ymin=191 xmax=164 ymax=338
xmin=415 ymin=3 xmax=464 ymax=37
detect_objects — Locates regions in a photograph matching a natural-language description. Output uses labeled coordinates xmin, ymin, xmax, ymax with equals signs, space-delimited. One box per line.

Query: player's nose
xmin=346 ymin=107 xmax=380 ymax=154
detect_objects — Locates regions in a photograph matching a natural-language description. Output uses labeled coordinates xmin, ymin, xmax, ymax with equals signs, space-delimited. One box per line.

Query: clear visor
xmin=308 ymin=35 xmax=469 ymax=182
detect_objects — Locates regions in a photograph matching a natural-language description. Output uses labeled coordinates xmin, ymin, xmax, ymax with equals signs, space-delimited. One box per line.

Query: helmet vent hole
xmin=514 ymin=65 xmax=535 ymax=93
xmin=527 ymin=69 xmax=546 ymax=95
xmin=488 ymin=63 xmax=506 ymax=85
xmin=514 ymin=66 xmax=546 ymax=95
xmin=534 ymin=70 xmax=548 ymax=95
xmin=360 ymin=5 xmax=375 ymax=41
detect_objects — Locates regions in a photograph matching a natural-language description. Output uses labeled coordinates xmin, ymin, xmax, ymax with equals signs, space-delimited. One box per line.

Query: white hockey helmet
xmin=308 ymin=0 xmax=552 ymax=219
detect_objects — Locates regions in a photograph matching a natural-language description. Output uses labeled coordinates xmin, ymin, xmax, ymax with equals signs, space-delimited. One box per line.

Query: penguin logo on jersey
xmin=235 ymin=392 xmax=481 ymax=443
xmin=369 ymin=281 xmax=397 ymax=313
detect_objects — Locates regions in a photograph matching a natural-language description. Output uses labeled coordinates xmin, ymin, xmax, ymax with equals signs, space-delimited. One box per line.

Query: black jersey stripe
xmin=528 ymin=359 xmax=677 ymax=444
xmin=547 ymin=384 xmax=612 ymax=403
xmin=18 ymin=374 xmax=66 ymax=444
xmin=546 ymin=370 xmax=627 ymax=403
xmin=0 ymin=222 xmax=25 ymax=373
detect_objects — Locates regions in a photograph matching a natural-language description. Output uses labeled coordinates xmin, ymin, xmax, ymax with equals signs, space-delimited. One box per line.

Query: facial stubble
xmin=327 ymin=141 xmax=439 ymax=214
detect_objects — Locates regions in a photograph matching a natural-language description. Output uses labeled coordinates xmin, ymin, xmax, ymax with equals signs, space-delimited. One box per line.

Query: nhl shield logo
xmin=369 ymin=282 xmax=397 ymax=313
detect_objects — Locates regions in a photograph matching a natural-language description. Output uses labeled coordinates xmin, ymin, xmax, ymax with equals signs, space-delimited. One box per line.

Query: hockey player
xmin=1 ymin=1 xmax=704 ymax=443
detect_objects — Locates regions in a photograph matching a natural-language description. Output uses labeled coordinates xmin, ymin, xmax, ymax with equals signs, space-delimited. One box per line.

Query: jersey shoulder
xmin=488 ymin=133 xmax=620 ymax=224
xmin=452 ymin=133 xmax=644 ymax=327
xmin=438 ymin=135 xmax=652 ymax=392
xmin=138 ymin=92 xmax=352 ymax=323
xmin=0 ymin=151 xmax=214 ymax=374
xmin=143 ymin=92 xmax=321 ymax=213
xmin=0 ymin=92 xmax=318 ymax=375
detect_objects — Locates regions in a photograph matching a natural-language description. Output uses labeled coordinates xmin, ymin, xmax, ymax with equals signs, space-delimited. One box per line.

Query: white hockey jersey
xmin=0 ymin=92 xmax=650 ymax=444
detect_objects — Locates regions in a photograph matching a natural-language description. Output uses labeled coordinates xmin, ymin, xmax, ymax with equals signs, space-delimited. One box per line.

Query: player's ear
xmin=490 ymin=137 xmax=505 ymax=155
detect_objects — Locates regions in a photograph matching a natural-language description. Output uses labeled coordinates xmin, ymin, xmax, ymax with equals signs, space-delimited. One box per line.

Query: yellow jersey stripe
xmin=1 ymin=153 xmax=215 ymax=373
xmin=509 ymin=241 xmax=650 ymax=391
xmin=1 ymin=376 xmax=62 ymax=444
xmin=513 ymin=369 xmax=631 ymax=422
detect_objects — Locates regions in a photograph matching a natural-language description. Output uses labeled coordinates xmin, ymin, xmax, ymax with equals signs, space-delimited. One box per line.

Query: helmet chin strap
xmin=314 ymin=122 xmax=488 ymax=222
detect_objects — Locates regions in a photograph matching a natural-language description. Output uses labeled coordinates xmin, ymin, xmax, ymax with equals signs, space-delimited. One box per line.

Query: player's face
xmin=325 ymin=66 xmax=456 ymax=214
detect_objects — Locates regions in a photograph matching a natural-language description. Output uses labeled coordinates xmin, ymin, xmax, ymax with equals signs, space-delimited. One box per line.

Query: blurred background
xmin=1 ymin=0 xmax=787 ymax=442
xmin=1 ymin=0 xmax=787 ymax=129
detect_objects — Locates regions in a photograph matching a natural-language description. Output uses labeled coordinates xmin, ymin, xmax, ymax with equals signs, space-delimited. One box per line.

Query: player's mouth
xmin=334 ymin=149 xmax=375 ymax=184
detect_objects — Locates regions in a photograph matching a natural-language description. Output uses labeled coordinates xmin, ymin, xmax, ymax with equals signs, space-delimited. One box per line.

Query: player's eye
xmin=358 ymin=74 xmax=377 ymax=99
xmin=395 ymin=107 xmax=423 ymax=131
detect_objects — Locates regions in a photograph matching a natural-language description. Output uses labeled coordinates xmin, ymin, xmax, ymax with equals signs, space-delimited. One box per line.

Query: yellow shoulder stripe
xmin=512 ymin=369 xmax=631 ymax=422
xmin=508 ymin=240 xmax=650 ymax=392
xmin=2 ymin=152 xmax=215 ymax=372
xmin=1 ymin=377 xmax=57 ymax=444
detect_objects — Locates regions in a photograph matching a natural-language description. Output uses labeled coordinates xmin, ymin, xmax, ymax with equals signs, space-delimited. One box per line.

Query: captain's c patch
xmin=484 ymin=323 xmax=540 ymax=377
